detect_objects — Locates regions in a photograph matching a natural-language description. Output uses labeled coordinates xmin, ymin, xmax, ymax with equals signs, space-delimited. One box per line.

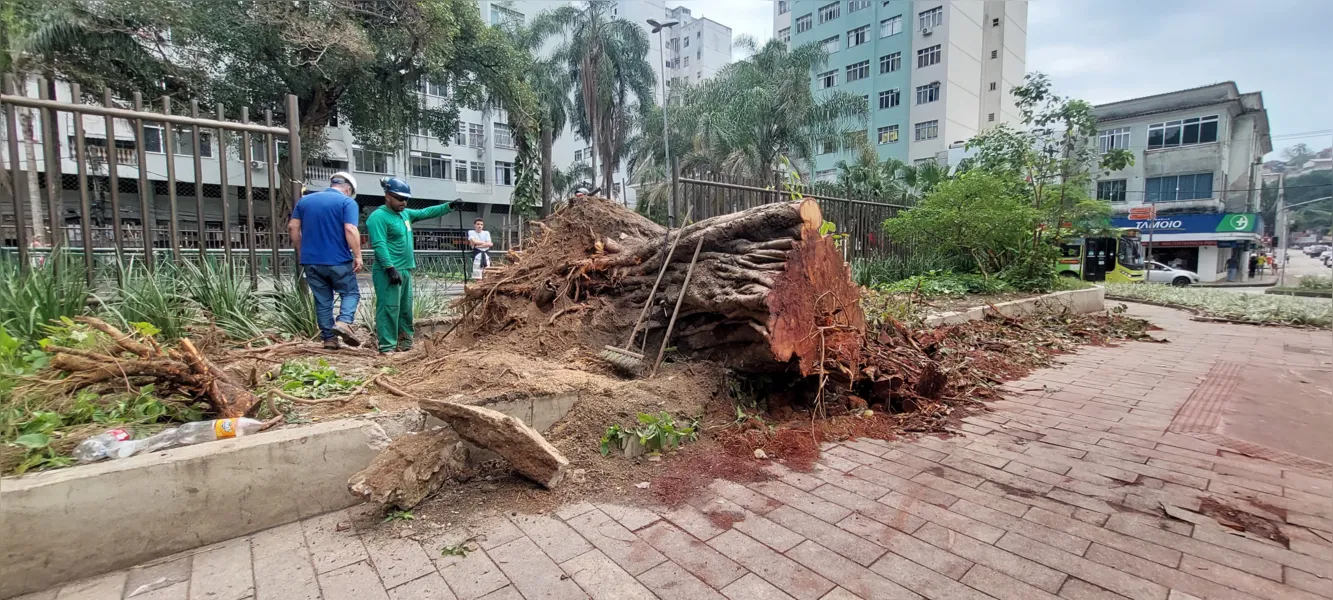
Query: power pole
xmin=1276 ymin=173 xmax=1287 ymax=287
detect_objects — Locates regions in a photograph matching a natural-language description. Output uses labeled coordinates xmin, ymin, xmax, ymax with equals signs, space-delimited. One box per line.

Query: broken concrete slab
xmin=421 ymin=396 xmax=570 ymax=489
xmin=348 ymin=427 xmax=470 ymax=510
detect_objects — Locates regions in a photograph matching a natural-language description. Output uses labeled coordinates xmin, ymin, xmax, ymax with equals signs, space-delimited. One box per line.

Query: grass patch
xmin=1105 ymin=282 xmax=1332 ymax=327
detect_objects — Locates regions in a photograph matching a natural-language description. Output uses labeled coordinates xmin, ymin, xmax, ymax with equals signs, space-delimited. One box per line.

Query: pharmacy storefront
xmin=1110 ymin=213 xmax=1263 ymax=283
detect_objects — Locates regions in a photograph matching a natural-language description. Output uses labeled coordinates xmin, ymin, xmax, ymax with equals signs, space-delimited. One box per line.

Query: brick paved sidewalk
xmin=28 ymin=303 xmax=1333 ymax=600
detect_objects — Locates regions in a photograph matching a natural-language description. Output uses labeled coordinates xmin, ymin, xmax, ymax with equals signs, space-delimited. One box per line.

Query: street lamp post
xmin=646 ymin=18 xmax=679 ymax=228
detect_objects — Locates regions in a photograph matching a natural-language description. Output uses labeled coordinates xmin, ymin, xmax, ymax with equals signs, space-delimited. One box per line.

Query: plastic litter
xmin=72 ymin=418 xmax=266 ymax=463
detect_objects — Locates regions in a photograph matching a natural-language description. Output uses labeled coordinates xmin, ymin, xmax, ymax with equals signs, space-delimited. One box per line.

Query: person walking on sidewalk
xmin=1225 ymin=255 xmax=1240 ymax=282
xmin=288 ymin=172 xmax=363 ymax=350
xmin=1248 ymin=254 xmax=1259 ymax=279
xmin=366 ymin=178 xmax=459 ymax=354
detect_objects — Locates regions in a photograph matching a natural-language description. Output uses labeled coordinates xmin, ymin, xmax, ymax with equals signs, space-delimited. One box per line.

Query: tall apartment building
xmin=1092 ymin=83 xmax=1272 ymax=283
xmin=774 ymin=0 xmax=1027 ymax=181
xmin=663 ymin=7 xmax=734 ymax=88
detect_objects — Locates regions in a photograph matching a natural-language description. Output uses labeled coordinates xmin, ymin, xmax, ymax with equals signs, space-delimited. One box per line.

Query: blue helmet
xmin=380 ymin=177 xmax=412 ymax=200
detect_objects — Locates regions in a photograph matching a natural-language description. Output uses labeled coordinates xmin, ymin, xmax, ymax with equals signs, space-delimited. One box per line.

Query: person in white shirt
xmin=467 ymin=218 xmax=493 ymax=279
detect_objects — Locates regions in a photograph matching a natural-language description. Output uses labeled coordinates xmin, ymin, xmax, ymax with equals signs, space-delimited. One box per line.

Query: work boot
xmin=397 ymin=334 xmax=412 ymax=352
xmin=334 ymin=322 xmax=362 ymax=347
xmin=323 ymin=337 xmax=340 ymax=350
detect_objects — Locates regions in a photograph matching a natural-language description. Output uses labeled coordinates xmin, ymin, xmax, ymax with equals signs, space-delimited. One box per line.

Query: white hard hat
xmin=330 ymin=172 xmax=358 ymax=195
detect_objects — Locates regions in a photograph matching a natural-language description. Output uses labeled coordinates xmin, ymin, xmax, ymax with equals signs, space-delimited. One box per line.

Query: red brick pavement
xmin=32 ymin=303 xmax=1333 ymax=600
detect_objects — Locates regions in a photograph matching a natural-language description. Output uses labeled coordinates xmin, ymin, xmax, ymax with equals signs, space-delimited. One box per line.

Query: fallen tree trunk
xmin=461 ymin=197 xmax=864 ymax=376
xmin=348 ymin=427 xmax=470 ymax=510
xmin=421 ymin=397 xmax=569 ymax=488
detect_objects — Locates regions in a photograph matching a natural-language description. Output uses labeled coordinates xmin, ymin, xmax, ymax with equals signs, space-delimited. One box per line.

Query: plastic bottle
xmin=72 ymin=427 xmax=178 ymax=463
xmin=172 ymin=418 xmax=266 ymax=445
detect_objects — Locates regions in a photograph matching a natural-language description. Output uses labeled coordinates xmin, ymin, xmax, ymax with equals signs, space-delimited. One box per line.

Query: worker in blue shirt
xmin=288 ymin=172 xmax=364 ymax=349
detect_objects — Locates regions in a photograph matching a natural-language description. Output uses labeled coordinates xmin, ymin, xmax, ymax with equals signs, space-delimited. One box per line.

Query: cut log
xmin=420 ymin=397 xmax=569 ymax=489
xmin=348 ymin=427 xmax=470 ymax=510
xmin=461 ymin=197 xmax=865 ymax=376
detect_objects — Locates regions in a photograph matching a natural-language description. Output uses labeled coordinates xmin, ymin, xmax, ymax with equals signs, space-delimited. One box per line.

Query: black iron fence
xmin=671 ymin=169 xmax=913 ymax=262
xmin=1 ymin=74 xmax=304 ymax=284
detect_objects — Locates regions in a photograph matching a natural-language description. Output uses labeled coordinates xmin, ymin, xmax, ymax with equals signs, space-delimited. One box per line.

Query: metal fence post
xmin=263 ymin=109 xmax=279 ymax=277
xmin=38 ymin=78 xmax=62 ymax=257
xmin=216 ymin=104 xmax=232 ymax=265
xmin=70 ymin=83 xmax=95 ymax=283
xmin=162 ymin=96 xmax=182 ymax=263
xmin=102 ymin=89 xmax=124 ymax=268
xmin=132 ymin=92 xmax=154 ymax=270
xmin=240 ymin=107 xmax=258 ymax=287
xmin=2 ymin=74 xmax=31 ymax=271
xmin=669 ymin=157 xmax=679 ymax=229
xmin=190 ymin=99 xmax=206 ymax=262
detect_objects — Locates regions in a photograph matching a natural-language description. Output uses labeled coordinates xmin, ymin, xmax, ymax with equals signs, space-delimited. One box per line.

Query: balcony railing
xmin=70 ymin=142 xmax=139 ymax=168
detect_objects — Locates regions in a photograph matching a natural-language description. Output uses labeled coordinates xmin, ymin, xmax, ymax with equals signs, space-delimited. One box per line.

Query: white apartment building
xmin=662 ymin=6 xmax=734 ymax=87
xmin=776 ymin=0 xmax=1026 ymax=176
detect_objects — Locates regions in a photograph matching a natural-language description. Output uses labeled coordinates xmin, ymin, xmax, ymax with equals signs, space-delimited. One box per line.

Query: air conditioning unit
xmin=249 ymin=160 xmax=264 ymax=169
xmin=922 ymin=26 xmax=933 ymax=36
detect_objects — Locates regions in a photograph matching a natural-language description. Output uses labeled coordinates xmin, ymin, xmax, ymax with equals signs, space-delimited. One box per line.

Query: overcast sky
xmin=665 ymin=0 xmax=1332 ymax=159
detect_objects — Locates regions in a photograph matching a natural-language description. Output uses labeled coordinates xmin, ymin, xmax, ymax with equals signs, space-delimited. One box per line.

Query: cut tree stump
xmin=347 ymin=427 xmax=470 ymax=510
xmin=420 ymin=397 xmax=569 ymax=489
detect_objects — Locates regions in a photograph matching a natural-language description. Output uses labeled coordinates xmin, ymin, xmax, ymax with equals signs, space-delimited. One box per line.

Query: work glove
xmin=447 ymin=199 xmax=463 ymax=211
xmin=384 ymin=266 xmax=402 ymax=286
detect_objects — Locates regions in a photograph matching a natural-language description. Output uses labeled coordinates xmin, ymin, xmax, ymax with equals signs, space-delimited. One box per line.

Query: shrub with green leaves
xmin=1105 ymin=283 xmax=1332 ymax=327
xmin=875 ymin=271 xmax=1011 ymax=297
xmin=181 ymin=259 xmax=265 ymax=340
xmin=273 ymin=359 xmax=363 ymax=399
xmin=265 ymin=278 xmax=320 ymax=339
xmin=0 ymin=253 xmax=90 ymax=343
xmin=108 ymin=261 xmax=194 ymax=341
xmin=1298 ymin=275 xmax=1332 ymax=290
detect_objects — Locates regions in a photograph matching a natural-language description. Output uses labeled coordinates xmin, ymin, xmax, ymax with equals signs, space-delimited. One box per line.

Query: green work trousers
xmin=372 ymin=267 xmax=414 ymax=352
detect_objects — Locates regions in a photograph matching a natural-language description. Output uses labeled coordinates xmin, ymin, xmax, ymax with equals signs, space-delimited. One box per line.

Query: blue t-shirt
xmin=291 ymin=189 xmax=359 ymax=265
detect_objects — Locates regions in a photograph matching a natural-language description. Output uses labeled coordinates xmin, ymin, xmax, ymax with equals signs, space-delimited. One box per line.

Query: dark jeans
xmin=304 ymin=262 xmax=360 ymax=340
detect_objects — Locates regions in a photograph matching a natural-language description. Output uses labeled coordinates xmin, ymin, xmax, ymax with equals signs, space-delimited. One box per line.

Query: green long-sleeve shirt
xmin=365 ymin=203 xmax=453 ymax=270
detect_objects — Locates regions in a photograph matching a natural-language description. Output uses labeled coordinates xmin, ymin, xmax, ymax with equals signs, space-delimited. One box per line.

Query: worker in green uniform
xmin=366 ymin=178 xmax=460 ymax=353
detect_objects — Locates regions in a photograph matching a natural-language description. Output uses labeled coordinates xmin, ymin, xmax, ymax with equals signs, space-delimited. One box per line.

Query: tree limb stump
xmin=420 ymin=397 xmax=569 ymax=488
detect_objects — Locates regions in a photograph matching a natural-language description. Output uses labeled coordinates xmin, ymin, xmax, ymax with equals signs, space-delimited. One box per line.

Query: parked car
xmin=1146 ymin=261 xmax=1200 ymax=286
xmin=1322 ymin=250 xmax=1332 ymax=267
xmin=1304 ymin=244 xmax=1329 ymax=257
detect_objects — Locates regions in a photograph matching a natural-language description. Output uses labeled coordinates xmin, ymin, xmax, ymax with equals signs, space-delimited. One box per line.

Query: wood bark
xmin=464 ymin=197 xmax=865 ymax=376
xmin=348 ymin=427 xmax=470 ymax=510
xmin=420 ymin=397 xmax=569 ymax=488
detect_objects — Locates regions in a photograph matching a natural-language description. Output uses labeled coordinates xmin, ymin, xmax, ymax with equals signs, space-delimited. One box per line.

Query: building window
xmin=467 ymin=123 xmax=485 ymax=148
xmin=917 ymin=45 xmax=941 ymax=68
xmin=419 ymin=79 xmax=447 ymax=97
xmin=848 ymin=0 xmax=871 ymax=12
xmin=1098 ymin=127 xmax=1131 ymax=154
xmin=817 ymin=70 xmax=838 ymax=89
xmin=847 ymin=25 xmax=869 ymax=47
xmin=846 ymin=60 xmax=870 ymax=82
xmin=990 ymin=50 xmax=998 ymax=59
xmin=880 ymin=15 xmax=902 ymax=37
xmin=489 ymin=5 xmax=523 ymax=29
xmin=877 ymin=125 xmax=899 ymax=144
xmin=1146 ymin=174 xmax=1214 ymax=202
xmin=818 ymin=139 xmax=837 ymax=154
xmin=915 ymin=82 xmax=940 ymax=104
xmin=878 ymin=89 xmax=900 ymax=109
xmin=879 ymin=52 xmax=901 ymax=73
xmin=818 ymin=2 xmax=840 ymax=23
xmin=914 ymin=120 xmax=939 ymax=141
xmin=353 ymin=147 xmax=392 ymax=174
xmin=410 ymin=152 xmax=451 ymax=179
xmin=697 ymin=50 xmax=701 ymax=60
xmin=778 ymin=0 xmax=790 ymax=14
xmin=1147 ymin=115 xmax=1219 ymax=149
xmin=795 ymin=14 xmax=813 ymax=33
xmin=684 ymin=56 xmax=690 ymax=66
xmin=815 ymin=169 xmax=836 ymax=183
xmin=1096 ymin=179 xmax=1127 ymax=203
xmin=470 ymin=161 xmax=487 ymax=184
xmin=455 ymin=160 xmax=469 ymax=182
xmin=989 ymin=82 xmax=997 ymax=91
xmin=493 ymin=123 xmax=515 ymax=149
xmin=683 ymin=36 xmax=689 ymax=48
xmin=919 ymin=7 xmax=943 ymax=29
xmin=992 ymin=17 xmax=1000 ymax=26
xmin=988 ymin=113 xmax=995 ymax=122
xmin=779 ymin=27 xmax=791 ymax=43
xmin=495 ymin=161 xmax=515 ymax=186
xmin=821 ymin=36 xmax=840 ymax=54
xmin=143 ymin=124 xmax=212 ymax=158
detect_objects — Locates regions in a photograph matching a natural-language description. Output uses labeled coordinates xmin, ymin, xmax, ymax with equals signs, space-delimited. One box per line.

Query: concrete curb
xmin=922 ymin=285 xmax=1105 ymax=327
xmin=0 ymin=419 xmax=390 ymax=598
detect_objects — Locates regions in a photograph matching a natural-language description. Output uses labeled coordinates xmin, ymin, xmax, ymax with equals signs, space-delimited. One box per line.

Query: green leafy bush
xmin=875 ymin=271 xmax=1011 ymax=297
xmin=265 ymin=278 xmax=319 ymax=339
xmin=273 ymin=359 xmax=363 ymax=399
xmin=181 ymin=259 xmax=265 ymax=340
xmin=851 ymin=251 xmax=966 ymax=288
xmin=108 ymin=261 xmax=194 ymax=341
xmin=1105 ymin=283 xmax=1332 ymax=327
xmin=1298 ymin=275 xmax=1332 ymax=290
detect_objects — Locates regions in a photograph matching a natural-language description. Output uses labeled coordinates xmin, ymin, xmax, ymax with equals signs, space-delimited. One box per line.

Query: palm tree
xmin=628 ymin=37 xmax=867 ymax=188
xmin=510 ymin=23 xmax=573 ymax=217
xmin=530 ymin=1 xmax=655 ymax=200
xmin=551 ymin=161 xmax=593 ymax=202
